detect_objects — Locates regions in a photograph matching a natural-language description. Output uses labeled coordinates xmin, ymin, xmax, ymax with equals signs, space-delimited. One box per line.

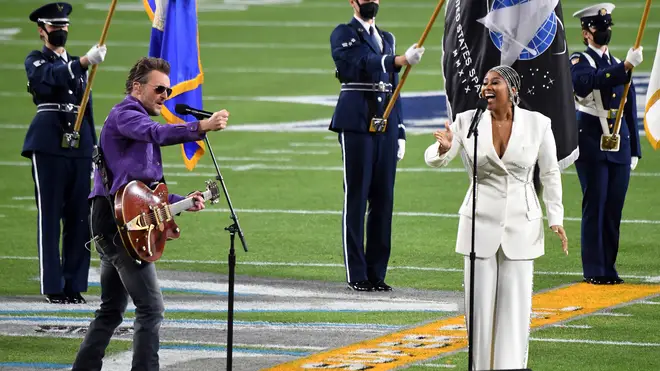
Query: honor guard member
xmin=22 ymin=2 xmax=107 ymax=303
xmin=330 ymin=0 xmax=425 ymax=291
xmin=570 ymin=3 xmax=643 ymax=285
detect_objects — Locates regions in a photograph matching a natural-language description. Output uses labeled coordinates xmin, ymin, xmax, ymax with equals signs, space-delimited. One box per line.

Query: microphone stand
xmin=467 ymin=121 xmax=478 ymax=371
xmin=191 ymin=113 xmax=248 ymax=371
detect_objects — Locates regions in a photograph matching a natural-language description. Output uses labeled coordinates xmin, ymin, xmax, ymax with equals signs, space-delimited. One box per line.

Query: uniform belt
xmin=576 ymin=104 xmax=619 ymax=119
xmin=340 ymin=82 xmax=392 ymax=93
xmin=36 ymin=103 xmax=80 ymax=114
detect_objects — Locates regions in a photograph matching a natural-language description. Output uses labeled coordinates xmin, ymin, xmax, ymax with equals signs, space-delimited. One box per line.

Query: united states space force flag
xmin=442 ymin=0 xmax=579 ymax=169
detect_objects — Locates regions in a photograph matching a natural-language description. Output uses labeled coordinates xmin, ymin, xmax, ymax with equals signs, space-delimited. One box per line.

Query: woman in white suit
xmin=424 ymin=65 xmax=568 ymax=370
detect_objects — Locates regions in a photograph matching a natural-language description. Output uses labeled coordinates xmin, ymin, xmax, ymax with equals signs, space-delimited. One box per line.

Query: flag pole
xmin=606 ymin=0 xmax=652 ymax=149
xmin=66 ymin=0 xmax=118 ymax=148
xmin=381 ymin=0 xmax=446 ymax=122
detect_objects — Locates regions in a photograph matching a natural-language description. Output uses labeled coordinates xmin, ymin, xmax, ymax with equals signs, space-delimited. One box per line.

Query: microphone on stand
xmin=175 ymin=103 xmax=247 ymax=371
xmin=174 ymin=103 xmax=213 ymax=119
xmin=467 ymin=98 xmax=488 ymax=139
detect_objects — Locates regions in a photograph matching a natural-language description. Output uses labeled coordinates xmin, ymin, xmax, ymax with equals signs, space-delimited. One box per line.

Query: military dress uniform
xmin=22 ymin=2 xmax=99 ymax=302
xmin=570 ymin=4 xmax=642 ymax=284
xmin=329 ymin=15 xmax=411 ymax=291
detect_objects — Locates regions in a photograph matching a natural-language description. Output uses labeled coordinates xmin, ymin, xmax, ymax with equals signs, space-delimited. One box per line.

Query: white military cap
xmin=572 ymin=3 xmax=615 ymax=29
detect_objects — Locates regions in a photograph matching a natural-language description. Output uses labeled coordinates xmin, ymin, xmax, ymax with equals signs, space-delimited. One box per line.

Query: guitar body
xmin=114 ymin=181 xmax=181 ymax=263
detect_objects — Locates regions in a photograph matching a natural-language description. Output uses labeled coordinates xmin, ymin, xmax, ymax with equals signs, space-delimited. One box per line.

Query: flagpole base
xmin=369 ymin=117 xmax=388 ymax=133
xmin=600 ymin=134 xmax=620 ymax=152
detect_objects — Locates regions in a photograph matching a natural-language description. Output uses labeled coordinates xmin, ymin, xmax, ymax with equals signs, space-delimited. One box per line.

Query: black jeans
xmin=72 ymin=197 xmax=164 ymax=371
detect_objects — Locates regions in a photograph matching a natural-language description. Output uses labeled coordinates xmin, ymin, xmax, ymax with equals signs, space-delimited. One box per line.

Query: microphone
xmin=174 ymin=104 xmax=213 ymax=119
xmin=466 ymin=98 xmax=488 ymax=139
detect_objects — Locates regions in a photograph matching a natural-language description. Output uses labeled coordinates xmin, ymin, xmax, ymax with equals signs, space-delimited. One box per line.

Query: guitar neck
xmin=170 ymin=189 xmax=214 ymax=215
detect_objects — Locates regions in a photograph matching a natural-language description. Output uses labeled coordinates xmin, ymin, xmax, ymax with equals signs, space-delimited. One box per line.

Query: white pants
xmin=463 ymin=249 xmax=534 ymax=370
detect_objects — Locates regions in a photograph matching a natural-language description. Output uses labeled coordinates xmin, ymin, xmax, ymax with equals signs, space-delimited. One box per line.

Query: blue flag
xmin=143 ymin=0 xmax=205 ymax=170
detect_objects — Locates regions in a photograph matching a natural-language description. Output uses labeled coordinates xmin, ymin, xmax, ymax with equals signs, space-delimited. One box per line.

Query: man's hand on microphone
xmin=199 ymin=110 xmax=229 ymax=132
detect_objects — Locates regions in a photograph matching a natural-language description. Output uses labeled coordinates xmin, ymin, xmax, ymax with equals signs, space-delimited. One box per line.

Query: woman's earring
xmin=512 ymin=93 xmax=520 ymax=106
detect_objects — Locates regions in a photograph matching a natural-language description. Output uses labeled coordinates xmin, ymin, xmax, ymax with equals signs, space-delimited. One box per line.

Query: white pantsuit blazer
xmin=425 ymin=107 xmax=564 ymax=260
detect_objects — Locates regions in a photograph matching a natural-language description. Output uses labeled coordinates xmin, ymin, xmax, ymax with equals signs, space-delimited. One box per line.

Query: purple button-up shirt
xmin=90 ymin=95 xmax=205 ymax=203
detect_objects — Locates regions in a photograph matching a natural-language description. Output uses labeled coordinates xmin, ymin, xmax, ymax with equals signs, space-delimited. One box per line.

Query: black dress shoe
xmin=348 ymin=280 xmax=374 ymax=291
xmin=45 ymin=294 xmax=69 ymax=304
xmin=611 ymin=277 xmax=625 ymax=284
xmin=583 ymin=277 xmax=601 ymax=284
xmin=588 ymin=276 xmax=613 ymax=285
xmin=372 ymin=281 xmax=393 ymax=292
xmin=66 ymin=292 xmax=87 ymax=304
xmin=604 ymin=277 xmax=624 ymax=285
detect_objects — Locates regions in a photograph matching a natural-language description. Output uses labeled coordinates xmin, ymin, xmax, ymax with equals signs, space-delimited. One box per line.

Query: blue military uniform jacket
xmin=22 ymin=46 xmax=97 ymax=159
xmin=329 ymin=18 xmax=406 ymax=139
xmin=570 ymin=47 xmax=641 ymax=164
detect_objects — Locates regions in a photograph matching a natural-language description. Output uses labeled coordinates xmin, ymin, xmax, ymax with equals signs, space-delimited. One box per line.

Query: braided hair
xmin=487 ymin=65 xmax=521 ymax=106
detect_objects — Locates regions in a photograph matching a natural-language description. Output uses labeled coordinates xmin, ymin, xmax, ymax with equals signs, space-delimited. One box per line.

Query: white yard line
xmin=552 ymin=324 xmax=593 ymax=329
xmin=0 ymin=330 xmax=325 ymax=350
xmin=3 ymin=203 xmax=660 ymax=226
xmin=1 ymin=255 xmax=659 ymax=282
xmin=530 ymin=338 xmax=660 ymax=347
xmin=0 ymin=317 xmax=402 ymax=332
xmin=0 ymin=300 xmax=456 ymax=313
xmin=417 ymin=364 xmax=457 ymax=369
xmin=254 ymin=149 xmax=330 ymax=155
xmin=289 ymin=142 xmax=337 ymax=147
xmin=591 ymin=313 xmax=633 ymax=317
xmin=161 ymin=165 xmax=660 ymax=178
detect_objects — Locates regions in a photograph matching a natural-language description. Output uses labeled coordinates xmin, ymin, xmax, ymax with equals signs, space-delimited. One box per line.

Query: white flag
xmin=477 ymin=0 xmax=559 ymax=66
xmin=645 ymin=31 xmax=660 ymax=150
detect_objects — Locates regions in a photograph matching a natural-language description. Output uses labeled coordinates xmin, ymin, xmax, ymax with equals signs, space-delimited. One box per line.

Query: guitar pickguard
xmin=124 ymin=213 xmax=150 ymax=231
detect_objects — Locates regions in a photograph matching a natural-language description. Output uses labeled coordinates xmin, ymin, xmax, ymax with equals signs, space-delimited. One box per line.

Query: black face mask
xmin=591 ymin=29 xmax=612 ymax=46
xmin=356 ymin=1 xmax=379 ymax=20
xmin=44 ymin=28 xmax=68 ymax=47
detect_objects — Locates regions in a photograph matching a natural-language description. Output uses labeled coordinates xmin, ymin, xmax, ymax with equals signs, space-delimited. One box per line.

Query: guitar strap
xmin=91 ymin=131 xmax=127 ymax=242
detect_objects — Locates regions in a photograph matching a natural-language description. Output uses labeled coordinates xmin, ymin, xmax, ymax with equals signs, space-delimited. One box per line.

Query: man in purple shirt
xmin=72 ymin=57 xmax=229 ymax=371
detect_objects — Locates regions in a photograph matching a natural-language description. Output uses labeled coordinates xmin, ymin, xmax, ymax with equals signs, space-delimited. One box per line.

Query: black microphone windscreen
xmin=476 ymin=97 xmax=488 ymax=110
xmin=174 ymin=104 xmax=189 ymax=115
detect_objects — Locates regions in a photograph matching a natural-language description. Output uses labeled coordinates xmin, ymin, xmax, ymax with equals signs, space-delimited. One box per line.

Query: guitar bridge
xmin=163 ymin=203 xmax=173 ymax=221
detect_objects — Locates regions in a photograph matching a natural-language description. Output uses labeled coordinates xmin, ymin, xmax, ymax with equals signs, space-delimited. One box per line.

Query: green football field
xmin=1 ymin=0 xmax=660 ymax=370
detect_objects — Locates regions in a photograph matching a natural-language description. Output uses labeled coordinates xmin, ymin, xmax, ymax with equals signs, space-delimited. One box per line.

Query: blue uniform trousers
xmin=30 ymin=152 xmax=91 ymax=295
xmin=339 ymin=131 xmax=397 ymax=284
xmin=575 ymin=160 xmax=630 ymax=279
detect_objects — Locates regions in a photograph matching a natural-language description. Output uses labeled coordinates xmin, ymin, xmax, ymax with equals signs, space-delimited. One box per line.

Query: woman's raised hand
xmin=434 ymin=121 xmax=453 ymax=155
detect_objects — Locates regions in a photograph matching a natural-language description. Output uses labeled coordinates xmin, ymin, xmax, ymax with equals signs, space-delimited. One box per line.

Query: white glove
xmin=397 ymin=139 xmax=406 ymax=161
xmin=85 ymin=44 xmax=107 ymax=65
xmin=404 ymin=43 xmax=425 ymax=65
xmin=631 ymin=156 xmax=639 ymax=170
xmin=625 ymin=47 xmax=643 ymax=67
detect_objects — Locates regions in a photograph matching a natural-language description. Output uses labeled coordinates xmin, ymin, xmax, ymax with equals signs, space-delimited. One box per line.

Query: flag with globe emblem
xmin=442 ymin=0 xmax=578 ymax=169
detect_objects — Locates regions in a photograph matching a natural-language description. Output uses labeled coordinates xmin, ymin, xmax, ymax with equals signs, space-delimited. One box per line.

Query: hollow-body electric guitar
xmin=114 ymin=180 xmax=220 ymax=263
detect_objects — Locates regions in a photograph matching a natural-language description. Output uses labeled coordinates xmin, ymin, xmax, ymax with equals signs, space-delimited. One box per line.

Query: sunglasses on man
xmin=145 ymin=83 xmax=172 ymax=97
